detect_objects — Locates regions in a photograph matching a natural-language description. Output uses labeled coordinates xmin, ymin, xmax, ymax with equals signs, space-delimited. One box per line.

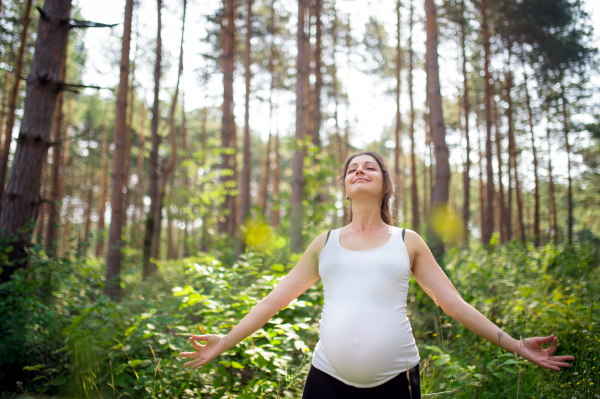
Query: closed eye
xmin=347 ymin=168 xmax=376 ymax=174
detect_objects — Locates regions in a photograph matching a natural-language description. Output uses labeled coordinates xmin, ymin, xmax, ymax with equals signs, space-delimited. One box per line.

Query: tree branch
xmin=70 ymin=20 xmax=118 ymax=29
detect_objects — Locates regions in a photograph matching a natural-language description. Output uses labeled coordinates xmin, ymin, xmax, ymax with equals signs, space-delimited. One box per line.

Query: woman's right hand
xmin=179 ymin=334 xmax=228 ymax=369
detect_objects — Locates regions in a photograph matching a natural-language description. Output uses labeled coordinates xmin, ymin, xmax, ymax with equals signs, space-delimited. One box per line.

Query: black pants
xmin=302 ymin=364 xmax=421 ymax=399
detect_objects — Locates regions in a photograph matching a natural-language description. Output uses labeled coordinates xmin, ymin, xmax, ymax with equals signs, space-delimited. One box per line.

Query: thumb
xmin=536 ymin=335 xmax=555 ymax=344
xmin=191 ymin=335 xmax=210 ymax=342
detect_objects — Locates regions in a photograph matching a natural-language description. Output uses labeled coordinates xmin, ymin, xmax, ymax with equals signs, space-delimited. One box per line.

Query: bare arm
xmin=405 ymin=230 xmax=574 ymax=370
xmin=221 ymin=232 xmax=325 ymax=350
xmin=180 ymin=232 xmax=326 ymax=368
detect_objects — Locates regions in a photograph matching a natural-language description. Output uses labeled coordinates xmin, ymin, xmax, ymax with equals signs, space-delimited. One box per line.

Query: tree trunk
xmin=546 ymin=117 xmax=557 ymax=244
xmin=0 ymin=0 xmax=72 ymax=281
xmin=122 ymin=61 xmax=136 ymax=239
xmin=96 ymin=103 xmax=109 ymax=257
xmin=522 ymin=65 xmax=540 ymax=245
xmin=0 ymin=0 xmax=33 ymax=211
xmin=492 ymin=97 xmax=507 ymax=243
xmin=240 ymin=0 xmax=253 ymax=228
xmin=45 ymin=54 xmax=67 ymax=256
xmin=393 ymin=0 xmax=402 ymax=226
xmin=84 ymin=162 xmax=94 ymax=248
xmin=58 ymin=98 xmax=72 ymax=255
xmin=505 ymin=70 xmax=525 ymax=243
xmin=133 ymin=106 xmax=146 ymax=245
xmin=409 ymin=0 xmax=418 ymax=233
xmin=560 ymin=85 xmax=572 ymax=245
xmin=480 ymin=0 xmax=494 ymax=244
xmin=312 ymin=0 xmax=322 ymax=148
xmin=218 ymin=0 xmax=237 ymax=236
xmin=0 ymin=73 xmax=11 ymax=156
xmin=291 ymin=0 xmax=309 ymax=252
xmin=150 ymin=0 xmax=185 ymax=264
xmin=478 ymin=122 xmax=485 ymax=241
xmin=143 ymin=0 xmax=162 ymax=279
xmin=273 ymin=129 xmax=281 ymax=228
xmin=459 ymin=0 xmax=469 ymax=242
xmin=425 ymin=0 xmax=450 ymax=258
xmin=106 ymin=0 xmax=134 ymax=300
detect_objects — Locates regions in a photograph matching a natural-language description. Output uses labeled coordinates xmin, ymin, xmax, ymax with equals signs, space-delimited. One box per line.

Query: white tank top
xmin=310 ymin=226 xmax=420 ymax=388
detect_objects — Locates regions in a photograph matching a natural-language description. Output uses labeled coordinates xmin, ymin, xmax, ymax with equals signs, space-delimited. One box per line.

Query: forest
xmin=0 ymin=0 xmax=599 ymax=397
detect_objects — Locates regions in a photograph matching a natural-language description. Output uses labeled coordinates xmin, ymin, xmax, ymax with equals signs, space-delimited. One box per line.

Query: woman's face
xmin=344 ymin=155 xmax=385 ymax=201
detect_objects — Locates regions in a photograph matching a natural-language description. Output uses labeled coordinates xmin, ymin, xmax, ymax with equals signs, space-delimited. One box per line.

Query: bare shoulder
xmin=303 ymin=230 xmax=331 ymax=262
xmin=402 ymin=229 xmax=429 ymax=272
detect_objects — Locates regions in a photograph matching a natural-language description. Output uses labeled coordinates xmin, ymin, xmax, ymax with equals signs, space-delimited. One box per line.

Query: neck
xmin=347 ymin=197 xmax=387 ymax=231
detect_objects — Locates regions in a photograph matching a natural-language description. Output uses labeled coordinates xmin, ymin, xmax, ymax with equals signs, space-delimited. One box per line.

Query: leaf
xmin=128 ymin=359 xmax=143 ymax=368
xmin=23 ymin=364 xmax=45 ymax=371
xmin=231 ymin=361 xmax=244 ymax=369
xmin=124 ymin=325 xmax=137 ymax=337
xmin=50 ymin=376 xmax=67 ymax=386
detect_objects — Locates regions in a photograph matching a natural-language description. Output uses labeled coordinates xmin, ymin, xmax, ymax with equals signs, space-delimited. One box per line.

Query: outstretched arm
xmin=405 ymin=230 xmax=575 ymax=371
xmin=179 ymin=232 xmax=326 ymax=368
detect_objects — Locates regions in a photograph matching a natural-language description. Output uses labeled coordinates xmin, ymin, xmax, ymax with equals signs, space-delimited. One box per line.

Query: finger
xmin=551 ymin=355 xmax=575 ymax=362
xmin=179 ymin=351 xmax=200 ymax=358
xmin=189 ymin=337 xmax=204 ymax=351
xmin=547 ymin=360 xmax=572 ymax=368
xmin=191 ymin=335 xmax=210 ymax=342
xmin=535 ymin=335 xmax=555 ymax=344
xmin=548 ymin=336 xmax=557 ymax=355
xmin=188 ymin=357 xmax=206 ymax=368
xmin=538 ymin=361 xmax=560 ymax=371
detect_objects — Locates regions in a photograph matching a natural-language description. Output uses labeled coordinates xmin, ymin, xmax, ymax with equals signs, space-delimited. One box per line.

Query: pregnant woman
xmin=179 ymin=150 xmax=575 ymax=398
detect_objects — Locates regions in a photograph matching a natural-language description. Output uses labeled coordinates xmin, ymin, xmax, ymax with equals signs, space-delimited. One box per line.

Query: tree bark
xmin=291 ymin=0 xmax=309 ymax=253
xmin=409 ymin=0 xmax=419 ymax=233
xmin=546 ymin=115 xmax=557 ymax=244
xmin=425 ymin=0 xmax=450 ymax=258
xmin=560 ymin=84 xmax=572 ymax=245
xmin=0 ymin=0 xmax=72 ymax=281
xmin=459 ymin=0 xmax=469 ymax=242
xmin=45 ymin=53 xmax=67 ymax=256
xmin=142 ymin=0 xmax=162 ymax=279
xmin=96 ymin=103 xmax=109 ymax=257
xmin=393 ymin=0 xmax=402 ymax=226
xmin=150 ymin=0 xmax=185 ymax=264
xmin=0 ymin=0 xmax=34 ymax=210
xmin=122 ymin=61 xmax=136 ymax=239
xmin=480 ymin=0 xmax=494 ymax=244
xmin=492 ymin=96 xmax=507 ymax=243
xmin=0 ymin=72 xmax=11 ymax=156
xmin=106 ymin=0 xmax=134 ymax=300
xmin=505 ymin=70 xmax=525 ymax=243
xmin=522 ymin=66 xmax=540 ymax=245
xmin=58 ymin=98 xmax=72 ymax=255
xmin=218 ymin=0 xmax=237 ymax=236
xmin=273 ymin=130 xmax=281 ymax=228
xmin=312 ymin=0 xmax=322 ymax=148
xmin=240 ymin=0 xmax=253 ymax=228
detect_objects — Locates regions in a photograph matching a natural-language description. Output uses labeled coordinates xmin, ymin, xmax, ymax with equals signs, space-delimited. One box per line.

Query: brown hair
xmin=338 ymin=150 xmax=396 ymax=226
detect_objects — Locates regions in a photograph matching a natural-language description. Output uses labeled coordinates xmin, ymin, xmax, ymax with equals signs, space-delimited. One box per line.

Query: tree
xmin=425 ymin=0 xmax=450 ymax=258
xmin=0 ymin=0 xmax=72 ymax=281
xmin=290 ymin=0 xmax=309 ymax=253
xmin=143 ymin=0 xmax=162 ymax=279
xmin=106 ymin=0 xmax=134 ymax=300
xmin=408 ymin=0 xmax=418 ymax=233
xmin=0 ymin=0 xmax=33 ymax=211
xmin=393 ymin=0 xmax=402 ymax=226
xmin=240 ymin=0 xmax=252 ymax=229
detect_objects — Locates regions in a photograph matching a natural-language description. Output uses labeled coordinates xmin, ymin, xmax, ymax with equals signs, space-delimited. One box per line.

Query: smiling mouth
xmin=354 ymin=179 xmax=370 ymax=183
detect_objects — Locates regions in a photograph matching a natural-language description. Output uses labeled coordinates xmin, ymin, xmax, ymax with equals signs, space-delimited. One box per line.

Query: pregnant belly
xmin=319 ymin=306 xmax=417 ymax=385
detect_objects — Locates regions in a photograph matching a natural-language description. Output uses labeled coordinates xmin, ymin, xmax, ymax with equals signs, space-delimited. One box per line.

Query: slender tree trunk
xmin=218 ymin=0 xmax=237 ymax=236
xmin=240 ymin=0 xmax=253 ymax=228
xmin=560 ymin=84 xmax=572 ymax=245
xmin=273 ymin=130 xmax=281 ymax=228
xmin=423 ymin=95 xmax=430 ymax=222
xmin=408 ymin=0 xmax=418 ymax=233
xmin=493 ymin=97 xmax=507 ymax=243
xmin=150 ymin=0 xmax=185 ymax=264
xmin=311 ymin=0 xmax=322 ymax=148
xmin=0 ymin=0 xmax=72 ymax=280
xmin=96 ymin=103 xmax=109 ymax=257
xmin=45 ymin=55 xmax=67 ymax=256
xmin=0 ymin=73 xmax=11 ymax=156
xmin=522 ymin=66 xmax=540 ymax=245
xmin=106 ymin=0 xmax=134 ymax=299
xmin=480 ymin=0 xmax=494 ymax=244
xmin=425 ymin=0 xmax=450 ymax=258
xmin=505 ymin=70 xmax=525 ymax=242
xmin=546 ymin=117 xmax=557 ymax=244
xmin=143 ymin=0 xmax=162 ymax=279
xmin=84 ymin=163 xmax=94 ymax=248
xmin=393 ymin=0 xmax=402 ymax=226
xmin=478 ymin=122 xmax=485 ymax=241
xmin=459 ymin=0 xmax=469 ymax=242
xmin=291 ymin=0 xmax=309 ymax=252
xmin=133 ymin=106 xmax=146 ymax=243
xmin=122 ymin=61 xmax=136 ymax=239
xmin=0 ymin=0 xmax=33 ymax=210
xmin=58 ymin=98 xmax=72 ymax=255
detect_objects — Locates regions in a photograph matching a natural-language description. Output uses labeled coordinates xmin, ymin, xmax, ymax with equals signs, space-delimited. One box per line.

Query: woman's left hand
xmin=514 ymin=334 xmax=575 ymax=371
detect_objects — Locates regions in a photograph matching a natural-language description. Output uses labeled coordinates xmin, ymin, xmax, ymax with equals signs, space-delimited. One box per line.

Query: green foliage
xmin=2 ymin=239 xmax=599 ymax=398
